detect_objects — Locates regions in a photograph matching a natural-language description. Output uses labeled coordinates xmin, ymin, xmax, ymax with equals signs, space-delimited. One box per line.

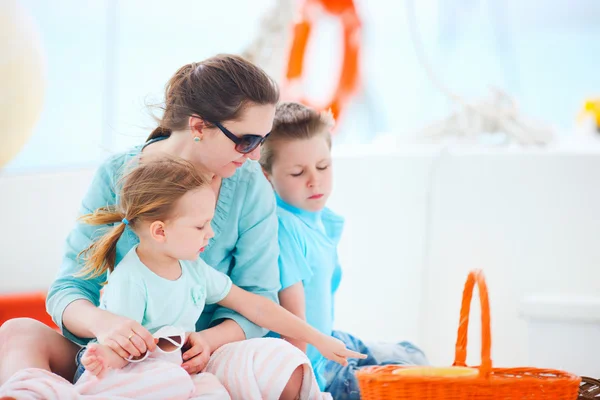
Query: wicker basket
xmin=356 ymin=269 xmax=581 ymax=400
xmin=579 ymin=376 xmax=600 ymax=399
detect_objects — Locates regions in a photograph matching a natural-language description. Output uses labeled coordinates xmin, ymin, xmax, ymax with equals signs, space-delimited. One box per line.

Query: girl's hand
xmin=181 ymin=332 xmax=212 ymax=374
xmin=314 ymin=335 xmax=367 ymax=366
xmin=92 ymin=311 xmax=156 ymax=360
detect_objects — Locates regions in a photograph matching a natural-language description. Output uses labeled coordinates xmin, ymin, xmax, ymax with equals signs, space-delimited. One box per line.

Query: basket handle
xmin=452 ymin=269 xmax=492 ymax=378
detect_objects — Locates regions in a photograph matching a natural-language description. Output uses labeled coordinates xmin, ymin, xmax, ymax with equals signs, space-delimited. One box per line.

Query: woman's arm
xmin=46 ymin=154 xmax=155 ymax=357
xmin=47 ymin=158 xmax=117 ymax=343
xmin=278 ymin=282 xmax=307 ymax=353
xmin=61 ymin=300 xmax=108 ymax=338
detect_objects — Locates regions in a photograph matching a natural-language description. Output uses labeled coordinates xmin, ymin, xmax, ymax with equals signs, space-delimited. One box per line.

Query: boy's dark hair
xmin=260 ymin=102 xmax=334 ymax=173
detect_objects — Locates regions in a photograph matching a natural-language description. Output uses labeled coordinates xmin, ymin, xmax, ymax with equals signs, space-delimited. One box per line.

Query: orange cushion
xmin=0 ymin=291 xmax=58 ymax=330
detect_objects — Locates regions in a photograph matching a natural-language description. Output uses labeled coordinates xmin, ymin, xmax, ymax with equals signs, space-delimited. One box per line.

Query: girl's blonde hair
xmin=259 ymin=102 xmax=334 ymax=173
xmin=77 ymin=157 xmax=209 ymax=280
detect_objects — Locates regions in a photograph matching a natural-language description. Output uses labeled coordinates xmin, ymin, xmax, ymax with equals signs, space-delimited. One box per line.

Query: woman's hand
xmin=181 ymin=332 xmax=212 ymax=374
xmin=314 ymin=335 xmax=367 ymax=366
xmin=91 ymin=310 xmax=156 ymax=360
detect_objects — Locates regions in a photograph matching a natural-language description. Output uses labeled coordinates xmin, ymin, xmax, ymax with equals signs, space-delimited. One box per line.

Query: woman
xmin=0 ymin=54 xmax=306 ymax=399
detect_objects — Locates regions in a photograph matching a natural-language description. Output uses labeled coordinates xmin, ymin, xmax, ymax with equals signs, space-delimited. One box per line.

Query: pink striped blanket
xmin=0 ymin=338 xmax=331 ymax=400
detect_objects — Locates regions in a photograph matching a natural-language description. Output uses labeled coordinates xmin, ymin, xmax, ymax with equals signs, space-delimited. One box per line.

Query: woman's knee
xmin=0 ymin=318 xmax=46 ymax=347
xmin=0 ymin=318 xmax=59 ymax=363
xmin=0 ymin=318 xmax=78 ymax=380
xmin=280 ymin=365 xmax=303 ymax=400
xmin=263 ymin=340 xmax=306 ymax=399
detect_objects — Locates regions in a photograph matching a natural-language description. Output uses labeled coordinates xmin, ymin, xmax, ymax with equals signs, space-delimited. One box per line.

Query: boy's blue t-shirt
xmin=271 ymin=193 xmax=344 ymax=389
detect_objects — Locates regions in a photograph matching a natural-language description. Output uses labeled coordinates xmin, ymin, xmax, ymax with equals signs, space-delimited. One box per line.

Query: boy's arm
xmin=278 ymin=282 xmax=307 ymax=352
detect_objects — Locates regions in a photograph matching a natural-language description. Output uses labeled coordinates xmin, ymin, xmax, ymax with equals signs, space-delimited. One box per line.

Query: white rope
xmin=405 ymin=0 xmax=555 ymax=145
xmin=241 ymin=0 xmax=298 ymax=84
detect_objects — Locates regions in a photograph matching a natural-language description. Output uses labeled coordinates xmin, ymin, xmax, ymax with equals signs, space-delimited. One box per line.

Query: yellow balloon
xmin=0 ymin=0 xmax=46 ymax=167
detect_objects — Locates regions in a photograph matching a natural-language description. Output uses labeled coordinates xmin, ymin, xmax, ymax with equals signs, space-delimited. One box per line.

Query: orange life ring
xmin=285 ymin=0 xmax=361 ymax=124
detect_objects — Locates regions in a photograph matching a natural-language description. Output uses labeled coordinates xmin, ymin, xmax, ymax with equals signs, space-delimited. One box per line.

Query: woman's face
xmin=195 ymin=103 xmax=276 ymax=178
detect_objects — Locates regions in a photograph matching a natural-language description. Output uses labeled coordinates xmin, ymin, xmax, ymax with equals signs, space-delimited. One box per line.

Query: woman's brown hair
xmin=77 ymin=157 xmax=209 ymax=279
xmin=148 ymin=54 xmax=280 ymax=140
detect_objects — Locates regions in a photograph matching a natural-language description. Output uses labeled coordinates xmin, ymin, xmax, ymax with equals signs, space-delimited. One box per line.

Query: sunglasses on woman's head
xmin=211 ymin=121 xmax=270 ymax=154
